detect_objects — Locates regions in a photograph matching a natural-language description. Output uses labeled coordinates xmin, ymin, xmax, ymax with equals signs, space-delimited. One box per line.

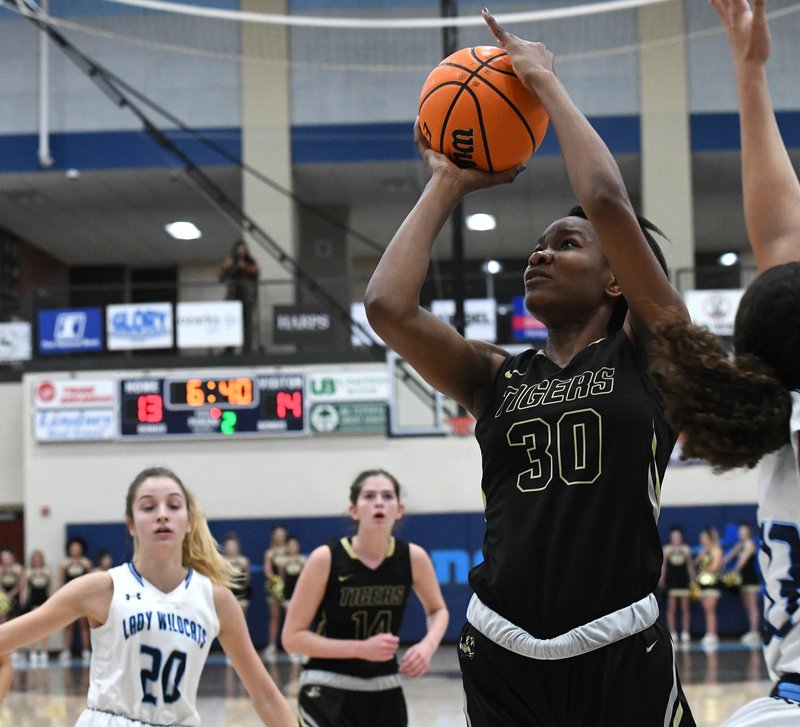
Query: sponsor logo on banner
xmin=0 ymin=321 xmax=31 ymax=362
xmin=511 ymin=295 xmax=548 ymax=342
xmin=273 ymin=306 xmax=335 ymax=345
xmin=176 ymin=301 xmax=243 ymax=348
xmin=308 ymin=371 xmax=390 ymax=403
xmin=684 ymin=289 xmax=744 ymax=336
xmin=34 ymin=408 xmax=117 ymax=442
xmin=431 ymin=298 xmax=496 ymax=342
xmin=38 ymin=308 xmax=103 ymax=355
xmin=309 ymin=402 xmax=387 ymax=434
xmin=106 ymin=303 xmax=173 ymax=350
xmin=350 ymin=302 xmax=384 ymax=348
xmin=34 ymin=379 xmax=116 ymax=409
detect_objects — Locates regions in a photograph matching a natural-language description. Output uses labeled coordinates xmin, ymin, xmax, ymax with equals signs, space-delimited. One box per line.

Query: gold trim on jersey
xmin=340 ymin=537 xmax=358 ymax=559
xmin=339 ymin=536 xmax=396 ymax=560
xmin=673 ymin=702 xmax=684 ymax=725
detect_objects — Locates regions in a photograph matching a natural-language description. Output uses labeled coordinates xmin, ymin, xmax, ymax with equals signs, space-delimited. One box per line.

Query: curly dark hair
xmin=650 ymin=262 xmax=800 ymax=470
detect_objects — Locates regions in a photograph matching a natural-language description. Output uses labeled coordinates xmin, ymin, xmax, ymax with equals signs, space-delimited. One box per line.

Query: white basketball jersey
xmin=758 ymin=390 xmax=800 ymax=682
xmin=85 ymin=563 xmax=220 ymax=726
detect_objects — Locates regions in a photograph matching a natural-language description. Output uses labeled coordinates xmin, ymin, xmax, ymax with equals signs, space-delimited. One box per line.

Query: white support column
xmin=241 ymin=0 xmax=294 ymax=351
xmin=638 ymin=0 xmax=695 ymax=290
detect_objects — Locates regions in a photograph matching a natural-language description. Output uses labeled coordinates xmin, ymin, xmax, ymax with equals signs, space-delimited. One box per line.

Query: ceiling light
xmin=482 ymin=259 xmax=503 ymax=276
xmin=165 ymin=221 xmax=202 ymax=240
xmin=718 ymin=252 xmax=738 ymax=267
xmin=465 ymin=213 xmax=496 ymax=231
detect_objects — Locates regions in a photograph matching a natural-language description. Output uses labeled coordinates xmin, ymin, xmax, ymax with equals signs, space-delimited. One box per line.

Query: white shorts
xmin=722 ymin=697 xmax=800 ymax=726
xmin=75 ymin=708 xmax=194 ymax=727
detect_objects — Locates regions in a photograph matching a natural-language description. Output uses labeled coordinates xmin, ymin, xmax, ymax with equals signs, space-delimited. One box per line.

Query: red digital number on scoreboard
xmin=137 ymin=394 xmax=164 ymax=424
xmin=276 ymin=390 xmax=302 ymax=419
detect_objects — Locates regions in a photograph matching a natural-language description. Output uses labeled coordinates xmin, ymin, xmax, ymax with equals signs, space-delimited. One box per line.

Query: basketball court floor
xmin=0 ymin=642 xmax=772 ymax=726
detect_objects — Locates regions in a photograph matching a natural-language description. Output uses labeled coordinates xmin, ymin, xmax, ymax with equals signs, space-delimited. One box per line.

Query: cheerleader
xmin=661 ymin=527 xmax=694 ymax=645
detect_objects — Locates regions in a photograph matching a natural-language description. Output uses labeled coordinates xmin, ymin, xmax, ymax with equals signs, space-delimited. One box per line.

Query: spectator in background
xmin=26 ymin=550 xmax=51 ymax=666
xmin=263 ymin=525 xmax=289 ymax=663
xmin=0 ymin=549 xmax=25 ymax=622
xmin=59 ymin=536 xmax=93 ymax=663
xmin=94 ymin=550 xmax=114 ymax=572
xmin=218 ymin=239 xmax=260 ymax=352
xmin=723 ymin=523 xmax=761 ymax=646
xmin=281 ymin=536 xmax=307 ymax=665
xmin=695 ymin=527 xmax=724 ymax=650
xmin=223 ymin=533 xmax=252 ymax=618
xmin=661 ymin=527 xmax=694 ymax=647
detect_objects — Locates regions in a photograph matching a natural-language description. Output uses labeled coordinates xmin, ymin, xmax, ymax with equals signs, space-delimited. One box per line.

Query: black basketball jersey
xmin=471 ymin=330 xmax=676 ymax=639
xmin=305 ymin=536 xmax=412 ymax=679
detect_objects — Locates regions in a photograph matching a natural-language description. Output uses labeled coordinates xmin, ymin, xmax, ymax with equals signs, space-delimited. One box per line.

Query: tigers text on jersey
xmin=82 ymin=563 xmax=220 ymax=726
xmin=758 ymin=389 xmax=800 ymax=682
xmin=305 ymin=537 xmax=412 ymax=680
xmin=471 ymin=330 xmax=676 ymax=639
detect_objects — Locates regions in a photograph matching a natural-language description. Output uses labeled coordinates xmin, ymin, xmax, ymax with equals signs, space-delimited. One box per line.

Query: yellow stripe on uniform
xmin=672 ymin=702 xmax=684 ymax=726
xmin=651 ymin=425 xmax=661 ymax=505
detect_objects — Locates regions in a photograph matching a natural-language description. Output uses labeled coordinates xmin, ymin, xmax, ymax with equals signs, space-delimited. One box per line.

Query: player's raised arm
xmin=364 ymin=125 xmax=518 ymax=416
xmin=711 ymin=0 xmax=800 ymax=270
xmin=482 ymin=9 xmax=686 ymax=337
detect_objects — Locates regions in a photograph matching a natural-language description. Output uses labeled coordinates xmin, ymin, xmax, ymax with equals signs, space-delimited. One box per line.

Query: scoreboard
xmin=33 ymin=373 xmax=306 ymax=442
xmin=119 ymin=374 xmax=305 ymax=438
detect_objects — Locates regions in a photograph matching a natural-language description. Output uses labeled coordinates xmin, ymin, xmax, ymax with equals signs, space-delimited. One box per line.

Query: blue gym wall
xmin=69 ymin=502 xmax=758 ymax=649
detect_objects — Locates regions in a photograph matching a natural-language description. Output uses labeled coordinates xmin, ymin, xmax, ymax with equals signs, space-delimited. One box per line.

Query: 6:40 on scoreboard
xmin=119 ymin=374 xmax=305 ymax=438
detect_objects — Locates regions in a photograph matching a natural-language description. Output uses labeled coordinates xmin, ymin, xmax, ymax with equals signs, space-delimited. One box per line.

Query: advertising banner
xmin=38 ymin=308 xmax=103 ymax=355
xmin=273 ymin=305 xmax=336 ymax=345
xmin=176 ymin=301 xmax=243 ymax=348
xmin=685 ymin=289 xmax=744 ymax=336
xmin=349 ymin=302 xmax=384 ymax=347
xmin=309 ymin=402 xmax=387 ymax=434
xmin=34 ymin=379 xmax=116 ymax=409
xmin=511 ymin=296 xmax=548 ymax=342
xmin=34 ymin=408 xmax=117 ymax=442
xmin=106 ymin=302 xmax=173 ymax=350
xmin=307 ymin=371 xmax=390 ymax=403
xmin=0 ymin=321 xmax=31 ymax=362
xmin=431 ymin=298 xmax=497 ymax=342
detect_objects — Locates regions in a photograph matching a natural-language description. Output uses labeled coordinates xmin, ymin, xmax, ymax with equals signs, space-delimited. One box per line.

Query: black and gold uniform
xmin=298 ymin=536 xmax=412 ymax=727
xmin=728 ymin=540 xmax=761 ymax=592
xmin=664 ymin=545 xmax=692 ymax=595
xmin=63 ymin=557 xmax=91 ymax=583
xmin=27 ymin=569 xmax=51 ymax=609
xmin=460 ymin=330 xmax=695 ymax=726
xmin=227 ymin=556 xmax=251 ymax=607
xmin=696 ymin=549 xmax=722 ymax=594
xmin=266 ymin=550 xmax=288 ymax=604
xmin=281 ymin=556 xmax=305 ymax=606
xmin=0 ymin=567 xmax=20 ymax=615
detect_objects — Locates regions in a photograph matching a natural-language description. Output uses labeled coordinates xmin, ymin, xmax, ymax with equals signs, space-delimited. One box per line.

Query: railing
xmin=0 ymin=263 xmax=757 ymax=374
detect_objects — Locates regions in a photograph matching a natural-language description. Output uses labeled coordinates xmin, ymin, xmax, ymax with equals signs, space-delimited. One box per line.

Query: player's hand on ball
xmin=482 ymin=9 xmax=555 ymax=87
xmin=414 ymin=119 xmax=522 ymax=194
xmin=360 ymin=633 xmax=400 ymax=662
xmin=398 ymin=641 xmax=435 ymax=678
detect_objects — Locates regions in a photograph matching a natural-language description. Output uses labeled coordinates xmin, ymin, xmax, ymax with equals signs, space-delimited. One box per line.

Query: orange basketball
xmin=418 ymin=46 xmax=549 ymax=173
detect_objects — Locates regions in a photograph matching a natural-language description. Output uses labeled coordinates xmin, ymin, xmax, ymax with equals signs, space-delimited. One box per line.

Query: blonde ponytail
xmin=181 ymin=488 xmax=236 ymax=588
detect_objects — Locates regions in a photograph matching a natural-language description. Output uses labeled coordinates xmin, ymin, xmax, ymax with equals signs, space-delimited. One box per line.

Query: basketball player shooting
xmin=365 ymin=9 xmax=695 ymax=726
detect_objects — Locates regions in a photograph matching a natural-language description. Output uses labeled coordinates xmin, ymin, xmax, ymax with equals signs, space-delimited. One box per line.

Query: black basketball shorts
xmin=297 ymin=684 xmax=407 ymax=727
xmin=458 ymin=620 xmax=695 ymax=727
